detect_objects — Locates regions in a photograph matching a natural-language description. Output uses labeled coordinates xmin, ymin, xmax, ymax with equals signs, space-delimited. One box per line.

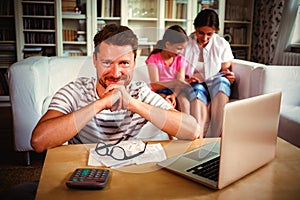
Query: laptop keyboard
xmin=186 ymin=156 xmax=220 ymax=182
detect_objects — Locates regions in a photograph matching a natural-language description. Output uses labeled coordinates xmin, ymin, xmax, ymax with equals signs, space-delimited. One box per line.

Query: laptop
xmin=158 ymin=91 xmax=282 ymax=189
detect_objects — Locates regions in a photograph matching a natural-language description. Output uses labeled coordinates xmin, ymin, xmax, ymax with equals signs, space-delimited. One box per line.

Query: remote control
xmin=66 ymin=168 xmax=110 ymax=190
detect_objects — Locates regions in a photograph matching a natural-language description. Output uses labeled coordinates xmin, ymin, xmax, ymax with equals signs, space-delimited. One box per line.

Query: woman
xmin=184 ymin=9 xmax=235 ymax=137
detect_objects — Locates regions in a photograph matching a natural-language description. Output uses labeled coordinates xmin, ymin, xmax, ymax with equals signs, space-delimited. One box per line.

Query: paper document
xmin=205 ymin=72 xmax=225 ymax=81
xmin=88 ymin=140 xmax=166 ymax=168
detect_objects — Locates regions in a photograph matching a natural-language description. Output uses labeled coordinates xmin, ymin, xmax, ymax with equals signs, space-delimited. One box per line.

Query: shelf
xmin=23 ymin=15 xmax=55 ymax=18
xmin=290 ymin=43 xmax=300 ymax=47
xmin=62 ymin=14 xmax=86 ymax=19
xmin=230 ymin=44 xmax=250 ymax=47
xmin=0 ymin=96 xmax=11 ymax=107
xmin=224 ymin=20 xmax=251 ymax=24
xmin=77 ymin=31 xmax=86 ymax=34
xmin=128 ymin=18 xmax=158 ymax=21
xmin=0 ymin=96 xmax=10 ymax=101
xmin=0 ymin=41 xmax=16 ymax=44
xmin=164 ymin=18 xmax=187 ymax=22
xmin=23 ymin=29 xmax=56 ymax=32
xmin=24 ymin=44 xmax=56 ymax=47
xmin=0 ymin=15 xmax=14 ymax=18
xmin=138 ymin=41 xmax=156 ymax=46
xmin=0 ymin=65 xmax=12 ymax=69
xmin=97 ymin=17 xmax=121 ymax=21
xmin=63 ymin=41 xmax=87 ymax=45
xmin=22 ymin=1 xmax=54 ymax=4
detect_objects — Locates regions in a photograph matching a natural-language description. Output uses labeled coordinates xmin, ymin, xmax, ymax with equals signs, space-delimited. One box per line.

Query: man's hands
xmin=101 ymin=84 xmax=132 ymax=111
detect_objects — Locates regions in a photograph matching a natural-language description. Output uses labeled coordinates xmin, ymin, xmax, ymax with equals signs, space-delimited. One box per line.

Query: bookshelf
xmin=11 ymin=0 xmax=253 ymax=60
xmin=91 ymin=0 xmax=196 ymax=56
xmin=223 ymin=0 xmax=254 ymax=60
xmin=13 ymin=0 xmax=197 ymax=59
xmin=0 ymin=0 xmax=15 ymax=104
xmin=15 ymin=0 xmax=57 ymax=60
xmin=57 ymin=0 xmax=93 ymax=56
xmin=127 ymin=0 xmax=158 ymax=56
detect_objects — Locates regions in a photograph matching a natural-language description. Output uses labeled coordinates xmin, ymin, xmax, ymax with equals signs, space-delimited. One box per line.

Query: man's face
xmin=93 ymin=42 xmax=136 ymax=91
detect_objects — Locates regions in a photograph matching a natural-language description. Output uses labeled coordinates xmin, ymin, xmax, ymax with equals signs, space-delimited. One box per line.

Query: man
xmin=31 ymin=24 xmax=200 ymax=153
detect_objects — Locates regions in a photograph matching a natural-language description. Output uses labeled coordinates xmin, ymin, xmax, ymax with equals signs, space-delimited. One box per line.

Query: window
xmin=290 ymin=2 xmax=300 ymax=52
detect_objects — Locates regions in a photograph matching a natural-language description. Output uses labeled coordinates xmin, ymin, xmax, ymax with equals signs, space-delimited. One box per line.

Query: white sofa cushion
xmin=250 ymin=65 xmax=300 ymax=147
xmin=279 ymin=105 xmax=300 ymax=147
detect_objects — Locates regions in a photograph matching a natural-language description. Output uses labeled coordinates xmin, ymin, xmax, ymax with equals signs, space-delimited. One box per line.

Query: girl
xmin=146 ymin=25 xmax=192 ymax=110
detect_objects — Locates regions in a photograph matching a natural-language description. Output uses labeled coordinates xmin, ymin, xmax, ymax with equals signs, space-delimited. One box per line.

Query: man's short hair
xmin=93 ymin=24 xmax=138 ymax=58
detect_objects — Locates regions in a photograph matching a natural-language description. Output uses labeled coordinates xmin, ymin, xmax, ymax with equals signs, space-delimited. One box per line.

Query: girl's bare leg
xmin=206 ymin=92 xmax=229 ymax=137
xmin=177 ymin=94 xmax=190 ymax=114
xmin=191 ymin=98 xmax=208 ymax=138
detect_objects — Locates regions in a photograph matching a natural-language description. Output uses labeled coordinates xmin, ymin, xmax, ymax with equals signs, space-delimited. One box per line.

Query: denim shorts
xmin=191 ymin=76 xmax=231 ymax=105
xmin=157 ymin=87 xmax=196 ymax=102
xmin=156 ymin=88 xmax=173 ymax=95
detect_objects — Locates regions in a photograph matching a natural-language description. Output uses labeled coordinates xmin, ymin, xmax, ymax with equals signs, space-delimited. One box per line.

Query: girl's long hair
xmin=148 ymin=25 xmax=188 ymax=57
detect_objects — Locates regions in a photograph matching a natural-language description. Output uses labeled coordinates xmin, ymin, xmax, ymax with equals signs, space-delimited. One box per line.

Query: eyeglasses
xmin=95 ymin=136 xmax=148 ymax=161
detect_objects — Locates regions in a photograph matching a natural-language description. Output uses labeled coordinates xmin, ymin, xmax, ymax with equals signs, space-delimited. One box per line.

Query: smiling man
xmin=31 ymin=24 xmax=200 ymax=153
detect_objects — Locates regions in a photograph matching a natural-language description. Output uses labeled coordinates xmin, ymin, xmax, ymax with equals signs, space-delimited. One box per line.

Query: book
xmin=63 ymin=29 xmax=77 ymax=41
xmin=0 ymin=69 xmax=9 ymax=96
xmin=62 ymin=0 xmax=77 ymax=12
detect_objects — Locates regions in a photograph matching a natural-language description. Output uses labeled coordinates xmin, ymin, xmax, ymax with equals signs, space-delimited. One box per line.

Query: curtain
xmin=251 ymin=0 xmax=285 ymax=64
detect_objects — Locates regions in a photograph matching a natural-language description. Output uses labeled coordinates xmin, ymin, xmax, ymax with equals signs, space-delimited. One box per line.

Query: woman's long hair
xmin=193 ymin=9 xmax=219 ymax=31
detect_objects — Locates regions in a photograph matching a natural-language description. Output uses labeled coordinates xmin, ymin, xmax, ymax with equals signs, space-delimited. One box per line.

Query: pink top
xmin=146 ymin=52 xmax=187 ymax=82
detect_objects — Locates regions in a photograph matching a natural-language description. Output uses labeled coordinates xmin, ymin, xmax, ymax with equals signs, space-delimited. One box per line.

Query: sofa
xmin=8 ymin=56 xmax=300 ymax=165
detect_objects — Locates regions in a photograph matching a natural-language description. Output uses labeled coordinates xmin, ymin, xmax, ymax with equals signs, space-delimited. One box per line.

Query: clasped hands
xmin=100 ymin=84 xmax=132 ymax=111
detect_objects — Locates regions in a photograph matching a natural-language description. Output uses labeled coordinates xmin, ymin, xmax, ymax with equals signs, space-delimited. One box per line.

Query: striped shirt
xmin=49 ymin=77 xmax=172 ymax=144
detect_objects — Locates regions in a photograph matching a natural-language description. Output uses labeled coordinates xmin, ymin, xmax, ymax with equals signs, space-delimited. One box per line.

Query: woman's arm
xmin=221 ymin=61 xmax=235 ymax=84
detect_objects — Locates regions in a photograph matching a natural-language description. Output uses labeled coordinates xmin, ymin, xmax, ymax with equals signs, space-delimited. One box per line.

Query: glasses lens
xmin=110 ymin=146 xmax=126 ymax=160
xmin=96 ymin=142 xmax=108 ymax=156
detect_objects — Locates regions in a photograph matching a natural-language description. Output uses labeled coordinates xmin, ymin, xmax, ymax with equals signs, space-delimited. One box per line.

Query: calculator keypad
xmin=66 ymin=168 xmax=110 ymax=189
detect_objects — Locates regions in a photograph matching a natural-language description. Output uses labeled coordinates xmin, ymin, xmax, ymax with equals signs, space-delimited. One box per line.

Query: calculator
xmin=66 ymin=168 xmax=110 ymax=190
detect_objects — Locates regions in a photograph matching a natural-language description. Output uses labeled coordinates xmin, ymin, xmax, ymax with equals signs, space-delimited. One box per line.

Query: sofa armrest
xmin=231 ymin=59 xmax=265 ymax=100
xmin=8 ymin=56 xmax=50 ymax=151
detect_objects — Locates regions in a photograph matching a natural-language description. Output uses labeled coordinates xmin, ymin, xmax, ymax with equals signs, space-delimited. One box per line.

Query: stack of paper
xmin=88 ymin=140 xmax=166 ymax=168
